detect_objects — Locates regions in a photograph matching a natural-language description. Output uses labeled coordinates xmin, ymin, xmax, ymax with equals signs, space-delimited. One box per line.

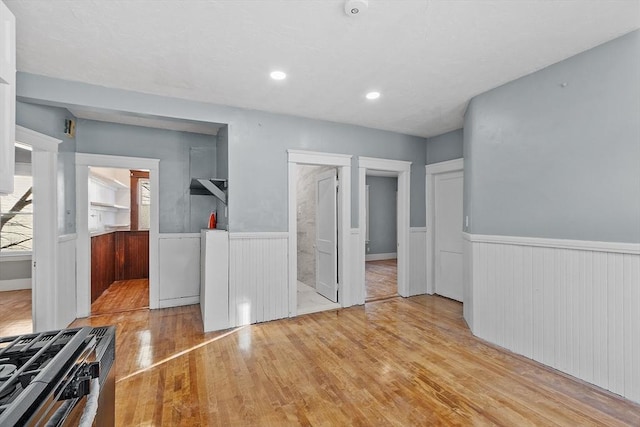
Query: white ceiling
xmin=5 ymin=0 xmax=640 ymax=138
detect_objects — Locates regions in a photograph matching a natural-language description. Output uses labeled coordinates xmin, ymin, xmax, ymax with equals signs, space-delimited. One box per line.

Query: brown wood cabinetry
xmin=91 ymin=230 xmax=149 ymax=303
xmin=90 ymin=232 xmax=116 ymax=303
xmin=115 ymin=231 xmax=149 ymax=280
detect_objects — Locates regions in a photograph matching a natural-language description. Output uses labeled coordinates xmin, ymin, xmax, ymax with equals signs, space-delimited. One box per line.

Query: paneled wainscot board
xmin=409 ymin=227 xmax=428 ymax=296
xmin=464 ymin=233 xmax=640 ymax=404
xmin=57 ymin=234 xmax=77 ymax=329
xmin=158 ymin=233 xmax=201 ymax=308
xmin=229 ymin=233 xmax=289 ymax=327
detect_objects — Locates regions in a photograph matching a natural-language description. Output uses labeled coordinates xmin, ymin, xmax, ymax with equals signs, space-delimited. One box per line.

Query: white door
xmin=434 ymin=171 xmax=464 ymax=302
xmin=315 ymin=169 xmax=338 ymax=303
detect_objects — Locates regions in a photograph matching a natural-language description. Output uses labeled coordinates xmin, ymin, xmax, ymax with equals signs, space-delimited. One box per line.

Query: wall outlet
xmin=465 ymin=215 xmax=469 ymax=228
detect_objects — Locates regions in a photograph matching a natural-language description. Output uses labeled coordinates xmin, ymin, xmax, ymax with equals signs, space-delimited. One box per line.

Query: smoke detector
xmin=344 ymin=0 xmax=368 ymax=17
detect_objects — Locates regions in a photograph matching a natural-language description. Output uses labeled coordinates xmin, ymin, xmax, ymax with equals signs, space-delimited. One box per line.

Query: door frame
xmin=425 ymin=158 xmax=464 ymax=294
xmin=15 ymin=125 xmax=61 ymax=331
xmin=287 ymin=149 xmax=352 ymax=317
xmin=75 ymin=153 xmax=160 ymax=317
xmin=358 ymin=157 xmax=411 ymax=302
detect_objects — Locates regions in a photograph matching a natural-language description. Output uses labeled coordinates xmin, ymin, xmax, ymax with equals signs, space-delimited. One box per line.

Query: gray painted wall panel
xmin=366 ymin=176 xmax=397 ymax=254
xmin=0 ymin=259 xmax=31 ymax=280
xmin=215 ymin=125 xmax=229 ymax=230
xmin=464 ymin=30 xmax=640 ymax=243
xmin=17 ymin=73 xmax=428 ymax=232
xmin=76 ymin=119 xmax=217 ymax=233
xmin=426 ymin=129 xmax=463 ymax=164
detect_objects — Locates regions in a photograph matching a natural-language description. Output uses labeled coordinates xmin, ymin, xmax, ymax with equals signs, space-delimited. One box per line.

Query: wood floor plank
xmin=70 ymin=295 xmax=640 ymax=426
xmin=365 ymin=258 xmax=398 ymax=301
xmin=91 ymin=278 xmax=149 ymax=315
xmin=0 ymin=289 xmax=32 ymax=336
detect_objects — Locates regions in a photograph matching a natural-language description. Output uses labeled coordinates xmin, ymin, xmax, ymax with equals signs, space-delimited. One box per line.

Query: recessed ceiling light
xmin=270 ymin=70 xmax=287 ymax=80
xmin=366 ymin=91 xmax=381 ymax=100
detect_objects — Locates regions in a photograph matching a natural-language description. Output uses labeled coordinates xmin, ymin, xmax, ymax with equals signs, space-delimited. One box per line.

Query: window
xmin=0 ymin=170 xmax=33 ymax=253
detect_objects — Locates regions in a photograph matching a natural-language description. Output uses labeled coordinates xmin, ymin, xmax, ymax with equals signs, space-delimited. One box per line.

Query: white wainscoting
xmin=465 ymin=233 xmax=640 ymax=403
xmin=350 ymin=229 xmax=365 ymax=305
xmin=57 ymin=234 xmax=77 ymax=328
xmin=158 ymin=233 xmax=201 ymax=309
xmin=409 ymin=227 xmax=428 ymax=296
xmin=229 ymin=232 xmax=289 ymax=327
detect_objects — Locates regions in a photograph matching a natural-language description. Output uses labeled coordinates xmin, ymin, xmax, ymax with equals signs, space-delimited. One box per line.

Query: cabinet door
xmin=0 ymin=2 xmax=16 ymax=195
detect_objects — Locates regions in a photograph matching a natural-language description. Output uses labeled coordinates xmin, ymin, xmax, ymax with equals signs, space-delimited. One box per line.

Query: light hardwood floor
xmin=0 ymin=289 xmax=32 ymax=336
xmin=365 ymin=258 xmax=398 ymax=301
xmin=91 ymin=279 xmax=149 ymax=316
xmin=71 ymin=295 xmax=640 ymax=426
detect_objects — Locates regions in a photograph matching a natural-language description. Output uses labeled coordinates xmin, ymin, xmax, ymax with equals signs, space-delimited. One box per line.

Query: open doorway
xmin=365 ymin=174 xmax=398 ymax=302
xmin=88 ymin=167 xmax=150 ymax=316
xmin=358 ymin=157 xmax=411 ymax=303
xmin=295 ymin=164 xmax=341 ymax=315
xmin=0 ymin=144 xmax=33 ymax=335
xmin=287 ymin=150 xmax=352 ymax=317
xmin=76 ymin=153 xmax=159 ymax=318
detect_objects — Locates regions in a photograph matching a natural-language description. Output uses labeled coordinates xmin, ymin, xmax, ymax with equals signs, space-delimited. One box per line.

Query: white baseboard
xmin=158 ymin=295 xmax=200 ymax=309
xmin=365 ymin=252 xmax=397 ymax=261
xmin=0 ymin=278 xmax=31 ymax=291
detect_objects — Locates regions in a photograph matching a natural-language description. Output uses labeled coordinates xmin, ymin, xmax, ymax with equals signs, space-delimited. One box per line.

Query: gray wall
xmin=464 ymin=30 xmax=640 ymax=243
xmin=215 ymin=125 xmax=229 ymax=230
xmin=366 ymin=176 xmax=397 ymax=255
xmin=17 ymin=73 xmax=428 ymax=233
xmin=15 ymin=102 xmax=77 ymax=234
xmin=0 ymin=259 xmax=31 ymax=281
xmin=75 ymin=119 xmax=217 ymax=233
xmin=426 ymin=128 xmax=463 ymax=164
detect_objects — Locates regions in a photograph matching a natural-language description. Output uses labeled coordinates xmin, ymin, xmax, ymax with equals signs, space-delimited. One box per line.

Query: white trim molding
xmin=16 ymin=125 xmax=61 ymax=152
xmin=359 ymin=156 xmax=411 ymax=300
xmin=464 ymin=232 xmax=639 ymax=255
xmin=288 ymin=150 xmax=353 ymax=318
xmin=230 ymin=232 xmax=289 ymax=240
xmin=365 ymin=252 xmax=397 ymax=261
xmin=464 ymin=232 xmax=640 ymax=404
xmin=425 ymin=158 xmax=464 ymax=295
xmin=0 ymin=279 xmax=31 ymax=291
xmin=75 ymin=153 xmax=160 ymax=317
xmin=287 ymin=149 xmax=352 ymax=166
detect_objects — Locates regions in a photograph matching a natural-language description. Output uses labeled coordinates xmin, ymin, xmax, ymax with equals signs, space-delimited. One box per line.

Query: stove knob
xmin=76 ymin=375 xmax=92 ymax=398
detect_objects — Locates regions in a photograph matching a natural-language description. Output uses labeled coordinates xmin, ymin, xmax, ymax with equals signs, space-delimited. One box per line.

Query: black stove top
xmin=0 ymin=326 xmax=115 ymax=426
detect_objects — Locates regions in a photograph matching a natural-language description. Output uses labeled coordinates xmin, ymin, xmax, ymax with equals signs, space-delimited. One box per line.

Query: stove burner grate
xmin=0 ymin=364 xmax=17 ymax=400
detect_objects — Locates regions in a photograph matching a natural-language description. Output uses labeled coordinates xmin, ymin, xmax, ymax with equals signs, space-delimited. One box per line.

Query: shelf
xmin=190 ymin=178 xmax=227 ymax=204
xmin=90 ymin=172 xmax=128 ymax=190
xmin=90 ymin=201 xmax=130 ymax=211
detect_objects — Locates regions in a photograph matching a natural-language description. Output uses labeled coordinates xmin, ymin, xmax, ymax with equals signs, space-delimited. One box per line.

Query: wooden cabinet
xmin=0 ymin=2 xmax=16 ymax=195
xmin=90 ymin=232 xmax=116 ymax=303
xmin=115 ymin=231 xmax=149 ymax=280
xmin=91 ymin=230 xmax=149 ymax=302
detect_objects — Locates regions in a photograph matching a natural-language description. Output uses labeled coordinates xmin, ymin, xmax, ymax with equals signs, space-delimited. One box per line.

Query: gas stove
xmin=0 ymin=326 xmax=115 ymax=426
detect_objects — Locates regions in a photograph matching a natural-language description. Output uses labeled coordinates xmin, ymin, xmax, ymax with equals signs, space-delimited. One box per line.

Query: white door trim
xmin=287 ymin=150 xmax=352 ymax=317
xmin=75 ymin=153 xmax=160 ymax=317
xmin=358 ymin=156 xmax=411 ymax=301
xmin=425 ymin=158 xmax=464 ymax=294
xmin=15 ymin=125 xmax=61 ymax=332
